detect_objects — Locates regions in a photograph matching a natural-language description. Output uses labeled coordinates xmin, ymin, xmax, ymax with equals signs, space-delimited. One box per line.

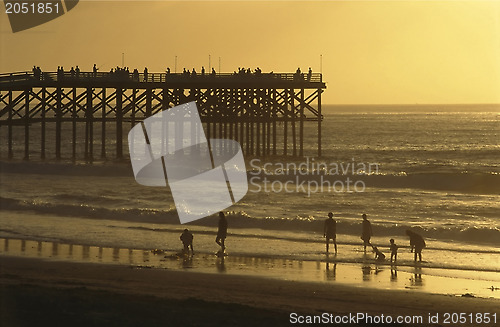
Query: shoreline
xmin=1 ymin=237 xmax=499 ymax=300
xmin=1 ymin=255 xmax=499 ymax=327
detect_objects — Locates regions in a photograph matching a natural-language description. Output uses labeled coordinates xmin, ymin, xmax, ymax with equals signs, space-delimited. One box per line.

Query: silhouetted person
xmin=361 ymin=213 xmax=373 ymax=252
xmin=75 ymin=66 xmax=80 ymax=78
xmin=307 ymin=67 xmax=312 ymax=81
xmin=390 ymin=238 xmax=398 ymax=263
xmin=93 ymin=64 xmax=98 ymax=77
xmin=295 ymin=67 xmax=301 ymax=80
xmin=180 ymin=228 xmax=194 ymax=254
xmin=211 ymin=67 xmax=216 ymax=76
xmin=372 ymin=245 xmax=385 ymax=261
xmin=191 ymin=68 xmax=196 ymax=77
xmin=70 ymin=67 xmax=75 ymax=78
xmin=406 ymin=230 xmax=425 ymax=262
xmin=324 ymin=212 xmax=337 ymax=253
xmin=201 ymin=66 xmax=205 ymax=76
xmin=216 ymin=211 xmax=227 ymax=252
xmin=143 ymin=67 xmax=148 ymax=82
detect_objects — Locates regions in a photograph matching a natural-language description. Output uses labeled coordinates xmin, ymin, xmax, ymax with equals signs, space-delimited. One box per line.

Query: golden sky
xmin=1 ymin=0 xmax=499 ymax=104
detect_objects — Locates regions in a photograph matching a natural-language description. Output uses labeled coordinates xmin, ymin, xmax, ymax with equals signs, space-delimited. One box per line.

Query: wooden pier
xmin=0 ymin=70 xmax=326 ymax=160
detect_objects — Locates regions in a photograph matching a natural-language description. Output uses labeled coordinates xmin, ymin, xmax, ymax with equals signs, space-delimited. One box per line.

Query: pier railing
xmin=0 ymin=71 xmax=323 ymax=85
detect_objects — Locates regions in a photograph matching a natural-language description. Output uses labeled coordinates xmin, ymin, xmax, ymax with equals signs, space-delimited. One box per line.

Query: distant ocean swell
xmin=249 ymin=172 xmax=500 ymax=194
xmin=2 ymin=161 xmax=499 ymax=194
xmin=1 ymin=197 xmax=498 ymax=245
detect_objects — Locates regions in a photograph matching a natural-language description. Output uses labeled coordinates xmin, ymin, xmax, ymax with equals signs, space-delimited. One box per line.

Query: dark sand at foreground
xmin=1 ymin=256 xmax=499 ymax=327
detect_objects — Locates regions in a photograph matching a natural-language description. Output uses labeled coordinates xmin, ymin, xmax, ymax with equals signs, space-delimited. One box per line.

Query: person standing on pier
xmin=361 ymin=213 xmax=373 ymax=252
xmin=143 ymin=67 xmax=148 ymax=82
xmin=324 ymin=212 xmax=337 ymax=254
xmin=216 ymin=212 xmax=228 ymax=253
xmin=93 ymin=64 xmax=98 ymax=78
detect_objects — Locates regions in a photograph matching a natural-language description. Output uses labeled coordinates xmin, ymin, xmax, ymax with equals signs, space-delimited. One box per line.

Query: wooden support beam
xmin=239 ymin=89 xmax=244 ymax=152
xmin=256 ymin=89 xmax=261 ymax=157
xmin=101 ymin=88 xmax=106 ymax=158
xmin=267 ymin=89 xmax=271 ymax=156
xmin=8 ymin=91 xmax=13 ymax=159
xmin=272 ymin=89 xmax=277 ymax=156
xmin=116 ymin=88 xmax=123 ymax=159
xmin=300 ymin=88 xmax=304 ymax=157
xmin=72 ymin=88 xmax=77 ymax=160
xmin=318 ymin=88 xmax=322 ymax=157
xmin=86 ymin=87 xmax=93 ymax=161
xmin=283 ymin=89 xmax=288 ymax=156
xmin=291 ymin=89 xmax=297 ymax=157
xmin=24 ymin=88 xmax=30 ymax=160
xmin=41 ymin=88 xmax=46 ymax=159
xmin=55 ymin=87 xmax=62 ymax=160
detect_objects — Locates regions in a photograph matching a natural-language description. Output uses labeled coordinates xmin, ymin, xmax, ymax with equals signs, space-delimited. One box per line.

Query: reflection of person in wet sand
xmin=362 ymin=264 xmax=371 ymax=281
xmin=411 ymin=266 xmax=423 ymax=286
xmin=372 ymin=245 xmax=385 ymax=261
xmin=390 ymin=238 xmax=398 ymax=263
xmin=325 ymin=262 xmax=336 ymax=281
xmin=216 ymin=212 xmax=228 ymax=252
xmin=406 ymin=230 xmax=426 ymax=262
xmin=324 ymin=212 xmax=337 ymax=254
xmin=361 ymin=214 xmax=373 ymax=252
xmin=391 ymin=268 xmax=398 ymax=282
xmin=180 ymin=228 xmax=194 ymax=255
xmin=216 ymin=256 xmax=226 ymax=273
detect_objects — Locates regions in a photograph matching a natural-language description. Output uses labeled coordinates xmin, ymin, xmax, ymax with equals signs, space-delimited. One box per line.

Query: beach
xmin=1 ymin=254 xmax=499 ymax=327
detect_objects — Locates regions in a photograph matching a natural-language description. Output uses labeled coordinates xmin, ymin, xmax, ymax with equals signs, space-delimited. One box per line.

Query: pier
xmin=0 ymin=70 xmax=326 ymax=160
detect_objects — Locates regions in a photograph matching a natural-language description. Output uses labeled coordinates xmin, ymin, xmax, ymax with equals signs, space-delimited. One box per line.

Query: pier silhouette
xmin=0 ymin=68 xmax=326 ymax=160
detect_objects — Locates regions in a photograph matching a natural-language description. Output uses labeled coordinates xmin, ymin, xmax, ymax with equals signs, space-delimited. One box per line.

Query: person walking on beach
xmin=390 ymin=238 xmax=398 ymax=263
xmin=324 ymin=212 xmax=337 ymax=254
xmin=405 ymin=230 xmax=425 ymax=262
xmin=216 ymin=212 xmax=228 ymax=253
xmin=361 ymin=214 xmax=373 ymax=252
xmin=180 ymin=228 xmax=194 ymax=255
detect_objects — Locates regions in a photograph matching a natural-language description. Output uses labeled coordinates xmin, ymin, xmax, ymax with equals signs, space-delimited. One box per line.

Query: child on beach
xmin=390 ymin=238 xmax=398 ymax=263
xmin=372 ymin=246 xmax=385 ymax=261
xmin=180 ymin=229 xmax=194 ymax=255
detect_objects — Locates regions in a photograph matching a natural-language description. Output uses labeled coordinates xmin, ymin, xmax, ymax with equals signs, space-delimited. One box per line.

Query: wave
xmin=1 ymin=196 xmax=499 ymax=245
xmin=2 ymin=160 xmax=499 ymax=194
xmin=248 ymin=171 xmax=500 ymax=194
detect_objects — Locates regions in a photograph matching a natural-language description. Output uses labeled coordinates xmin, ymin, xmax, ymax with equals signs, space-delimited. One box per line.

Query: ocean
xmin=1 ymin=104 xmax=499 ymax=293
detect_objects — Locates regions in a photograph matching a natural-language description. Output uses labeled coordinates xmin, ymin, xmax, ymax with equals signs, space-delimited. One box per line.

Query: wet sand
xmin=1 ymin=254 xmax=499 ymax=327
xmin=1 ymin=238 xmax=499 ymax=300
